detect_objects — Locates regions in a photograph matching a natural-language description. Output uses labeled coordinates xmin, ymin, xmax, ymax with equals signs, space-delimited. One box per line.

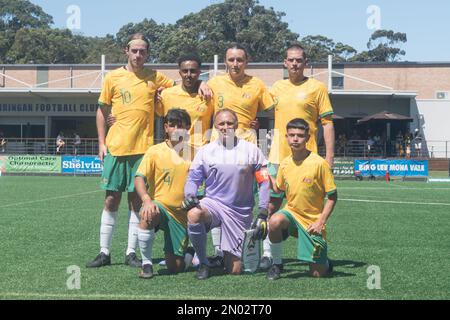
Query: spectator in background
xmin=395 ymin=131 xmax=404 ymax=157
xmin=337 ymin=133 xmax=347 ymax=155
xmin=373 ymin=132 xmax=381 ymax=146
xmin=56 ymin=132 xmax=65 ymax=154
xmin=367 ymin=136 xmax=375 ymax=156
xmin=350 ymin=130 xmax=360 ymax=140
xmin=413 ymin=129 xmax=423 ymax=158
xmin=0 ymin=131 xmax=6 ymax=153
xmin=266 ymin=129 xmax=273 ymax=151
xmin=405 ymin=133 xmax=412 ymax=159
xmin=73 ymin=132 xmax=81 ymax=156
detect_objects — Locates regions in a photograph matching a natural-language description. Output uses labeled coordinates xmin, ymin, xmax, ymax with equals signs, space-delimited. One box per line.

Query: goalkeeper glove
xmin=251 ymin=208 xmax=268 ymax=240
xmin=181 ymin=196 xmax=200 ymax=211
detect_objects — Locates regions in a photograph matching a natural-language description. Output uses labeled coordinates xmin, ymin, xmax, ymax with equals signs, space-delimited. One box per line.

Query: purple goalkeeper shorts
xmin=199 ymin=197 xmax=253 ymax=258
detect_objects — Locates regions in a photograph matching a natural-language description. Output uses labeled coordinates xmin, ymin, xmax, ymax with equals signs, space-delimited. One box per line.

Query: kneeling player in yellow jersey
xmin=267 ymin=118 xmax=337 ymax=280
xmin=134 ymin=109 xmax=193 ymax=278
xmin=261 ymin=43 xmax=335 ymax=270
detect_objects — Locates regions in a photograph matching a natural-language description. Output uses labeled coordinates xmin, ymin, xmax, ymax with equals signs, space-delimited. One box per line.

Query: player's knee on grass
xmin=309 ymin=262 xmax=329 ymax=278
xmin=165 ymin=253 xmax=185 ymax=274
xmin=104 ymin=191 xmax=121 ymax=211
xmin=224 ymin=252 xmax=242 ymax=275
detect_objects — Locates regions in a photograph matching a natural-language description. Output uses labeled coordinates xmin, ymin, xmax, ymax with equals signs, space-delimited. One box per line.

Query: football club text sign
xmin=354 ymin=159 xmax=428 ymax=177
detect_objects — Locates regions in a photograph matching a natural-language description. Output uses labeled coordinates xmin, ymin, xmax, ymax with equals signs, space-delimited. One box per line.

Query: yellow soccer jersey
xmin=268 ymin=78 xmax=333 ymax=164
xmin=136 ymin=142 xmax=191 ymax=227
xmin=98 ymin=67 xmax=174 ymax=156
xmin=157 ymin=85 xmax=214 ymax=148
xmin=208 ymin=74 xmax=274 ymax=143
xmin=276 ymin=152 xmax=336 ymax=232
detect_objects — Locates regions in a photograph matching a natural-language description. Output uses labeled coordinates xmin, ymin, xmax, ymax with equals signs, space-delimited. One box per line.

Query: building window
xmin=332 ymin=66 xmax=344 ymax=89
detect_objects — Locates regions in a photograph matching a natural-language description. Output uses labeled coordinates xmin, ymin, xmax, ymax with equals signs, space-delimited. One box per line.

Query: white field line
xmin=340 ymin=198 xmax=450 ymax=206
xmin=0 ymin=291 xmax=299 ymax=300
xmin=339 ymin=187 xmax=450 ymax=191
xmin=0 ymin=190 xmax=103 ymax=208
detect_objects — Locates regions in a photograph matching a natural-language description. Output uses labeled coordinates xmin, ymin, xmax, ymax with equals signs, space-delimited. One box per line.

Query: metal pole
xmin=328 ymin=54 xmax=333 ymax=92
xmin=101 ymin=54 xmax=106 ymax=84
xmin=214 ymin=55 xmax=218 ymax=77
xmin=446 ymin=140 xmax=448 ymax=159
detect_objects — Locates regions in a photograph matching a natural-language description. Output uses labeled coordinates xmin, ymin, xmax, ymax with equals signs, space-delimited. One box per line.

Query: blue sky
xmin=31 ymin=0 xmax=450 ymax=62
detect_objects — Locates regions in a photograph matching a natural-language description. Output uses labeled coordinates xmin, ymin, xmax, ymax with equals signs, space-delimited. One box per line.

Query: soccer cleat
xmin=86 ymin=252 xmax=111 ymax=268
xmin=196 ymin=264 xmax=210 ymax=280
xmin=327 ymin=259 xmax=334 ymax=276
xmin=259 ymin=256 xmax=273 ymax=271
xmin=266 ymin=264 xmax=283 ymax=280
xmin=124 ymin=252 xmax=142 ymax=267
xmin=207 ymin=255 xmax=224 ymax=268
xmin=158 ymin=260 xmax=167 ymax=266
xmin=139 ymin=264 xmax=154 ymax=279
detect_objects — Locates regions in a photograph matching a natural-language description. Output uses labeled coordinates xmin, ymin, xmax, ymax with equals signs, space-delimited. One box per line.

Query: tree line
xmin=0 ymin=0 xmax=407 ymax=64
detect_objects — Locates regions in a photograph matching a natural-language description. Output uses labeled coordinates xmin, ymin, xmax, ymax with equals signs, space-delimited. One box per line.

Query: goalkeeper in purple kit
xmin=183 ymin=108 xmax=270 ymax=280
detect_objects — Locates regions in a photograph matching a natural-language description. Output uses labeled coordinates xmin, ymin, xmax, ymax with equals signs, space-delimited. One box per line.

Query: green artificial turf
xmin=0 ymin=175 xmax=449 ymax=300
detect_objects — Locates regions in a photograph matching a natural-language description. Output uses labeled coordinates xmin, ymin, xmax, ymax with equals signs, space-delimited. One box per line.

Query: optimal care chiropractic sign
xmin=1 ymin=155 xmax=102 ymax=174
xmin=6 ymin=155 xmax=61 ymax=173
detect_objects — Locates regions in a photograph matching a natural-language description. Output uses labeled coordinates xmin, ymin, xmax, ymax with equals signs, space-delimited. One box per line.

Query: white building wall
xmin=412 ymin=99 xmax=450 ymax=158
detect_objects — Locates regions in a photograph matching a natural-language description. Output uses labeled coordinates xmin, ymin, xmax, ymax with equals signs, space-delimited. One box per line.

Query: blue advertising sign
xmin=354 ymin=159 xmax=428 ymax=177
xmin=62 ymin=156 xmax=103 ymax=174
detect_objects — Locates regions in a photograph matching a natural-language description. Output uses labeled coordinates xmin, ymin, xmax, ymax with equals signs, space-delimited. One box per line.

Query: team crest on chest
xmin=296 ymin=91 xmax=307 ymax=101
xmin=242 ymin=92 xmax=252 ymax=99
xmin=302 ymin=177 xmax=313 ymax=183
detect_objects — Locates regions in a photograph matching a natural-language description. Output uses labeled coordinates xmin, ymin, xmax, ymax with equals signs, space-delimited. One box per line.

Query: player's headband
xmin=127 ymin=39 xmax=148 ymax=48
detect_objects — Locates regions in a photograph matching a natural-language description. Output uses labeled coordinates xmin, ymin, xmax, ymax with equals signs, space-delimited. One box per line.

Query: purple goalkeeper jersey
xmin=185 ymin=138 xmax=269 ymax=214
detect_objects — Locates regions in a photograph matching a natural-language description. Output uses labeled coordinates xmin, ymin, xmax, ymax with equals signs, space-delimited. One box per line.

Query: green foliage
xmin=300 ymin=35 xmax=358 ymax=63
xmin=0 ymin=1 xmax=407 ymax=64
xmin=0 ymin=0 xmax=53 ymax=31
xmin=352 ymin=29 xmax=407 ymax=62
xmin=6 ymin=28 xmax=85 ymax=64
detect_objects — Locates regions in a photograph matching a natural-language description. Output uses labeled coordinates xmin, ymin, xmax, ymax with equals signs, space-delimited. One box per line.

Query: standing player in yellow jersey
xmin=157 ymin=54 xmax=214 ymax=150
xmin=134 ymin=109 xmax=193 ymax=278
xmin=267 ymin=118 xmax=337 ymax=280
xmin=86 ymin=34 xmax=210 ymax=268
xmin=260 ymin=43 xmax=335 ymax=270
xmin=207 ymin=43 xmax=275 ymax=264
xmin=208 ymin=43 xmax=275 ymax=144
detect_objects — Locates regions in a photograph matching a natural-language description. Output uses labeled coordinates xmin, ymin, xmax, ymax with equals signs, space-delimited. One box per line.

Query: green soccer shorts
xmin=100 ymin=152 xmax=143 ymax=193
xmin=153 ymin=200 xmax=189 ymax=257
xmin=278 ymin=209 xmax=328 ymax=265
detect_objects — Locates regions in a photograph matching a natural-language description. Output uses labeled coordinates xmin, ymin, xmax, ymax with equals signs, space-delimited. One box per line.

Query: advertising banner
xmin=354 ymin=159 xmax=428 ymax=177
xmin=62 ymin=156 xmax=103 ymax=174
xmin=332 ymin=159 xmax=355 ymax=176
xmin=0 ymin=156 xmax=6 ymax=173
xmin=6 ymin=155 xmax=61 ymax=173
